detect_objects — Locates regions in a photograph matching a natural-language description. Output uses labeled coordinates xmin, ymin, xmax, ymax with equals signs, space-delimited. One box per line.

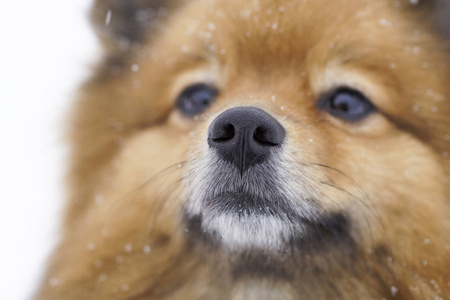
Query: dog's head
xmin=38 ymin=0 xmax=450 ymax=299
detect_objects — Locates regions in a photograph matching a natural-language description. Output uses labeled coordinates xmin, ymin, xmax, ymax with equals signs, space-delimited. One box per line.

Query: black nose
xmin=208 ymin=107 xmax=285 ymax=174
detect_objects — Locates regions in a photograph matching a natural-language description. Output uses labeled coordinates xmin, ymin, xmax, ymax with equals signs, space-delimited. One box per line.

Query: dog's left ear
xmin=90 ymin=0 xmax=183 ymax=55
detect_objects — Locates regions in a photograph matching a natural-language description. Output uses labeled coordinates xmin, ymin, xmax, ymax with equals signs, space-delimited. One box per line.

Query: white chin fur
xmin=202 ymin=213 xmax=304 ymax=251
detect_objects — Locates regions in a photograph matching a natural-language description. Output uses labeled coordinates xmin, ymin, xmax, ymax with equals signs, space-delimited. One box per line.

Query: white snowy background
xmin=0 ymin=1 xmax=98 ymax=299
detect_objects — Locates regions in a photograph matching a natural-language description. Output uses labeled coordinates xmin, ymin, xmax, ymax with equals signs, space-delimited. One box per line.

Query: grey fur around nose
xmin=207 ymin=107 xmax=286 ymax=175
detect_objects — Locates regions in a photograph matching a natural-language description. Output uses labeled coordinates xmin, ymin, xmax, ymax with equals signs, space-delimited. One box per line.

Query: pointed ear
xmin=409 ymin=0 xmax=450 ymax=42
xmin=90 ymin=0 xmax=180 ymax=54
xmin=432 ymin=0 xmax=450 ymax=40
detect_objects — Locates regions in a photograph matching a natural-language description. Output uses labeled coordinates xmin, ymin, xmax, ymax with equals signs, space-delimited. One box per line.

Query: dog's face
xmin=38 ymin=0 xmax=450 ymax=299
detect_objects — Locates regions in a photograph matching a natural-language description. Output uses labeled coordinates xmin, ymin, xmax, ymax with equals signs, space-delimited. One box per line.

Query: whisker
xmin=146 ymin=179 xmax=184 ymax=243
xmin=309 ymin=162 xmax=392 ymax=278
xmin=100 ymin=160 xmax=188 ymax=231
xmin=311 ymin=163 xmax=385 ymax=226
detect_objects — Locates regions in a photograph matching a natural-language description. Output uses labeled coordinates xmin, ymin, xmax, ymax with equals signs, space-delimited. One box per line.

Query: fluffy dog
xmin=37 ymin=0 xmax=450 ymax=299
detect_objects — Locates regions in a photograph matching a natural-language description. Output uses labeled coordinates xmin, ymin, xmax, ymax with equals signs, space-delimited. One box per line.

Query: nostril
xmin=253 ymin=126 xmax=282 ymax=146
xmin=254 ymin=127 xmax=273 ymax=146
xmin=212 ymin=123 xmax=235 ymax=142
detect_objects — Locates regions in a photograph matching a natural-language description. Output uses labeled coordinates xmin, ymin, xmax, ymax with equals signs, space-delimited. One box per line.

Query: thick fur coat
xmin=37 ymin=0 xmax=450 ymax=299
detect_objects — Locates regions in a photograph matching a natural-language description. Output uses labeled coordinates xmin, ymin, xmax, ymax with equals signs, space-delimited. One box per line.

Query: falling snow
xmin=131 ymin=64 xmax=140 ymax=72
xmin=87 ymin=242 xmax=96 ymax=251
xmin=124 ymin=243 xmax=133 ymax=253
xmin=379 ymin=19 xmax=392 ymax=27
xmin=207 ymin=22 xmax=216 ymax=31
xmin=49 ymin=277 xmax=60 ymax=287
xmin=390 ymin=286 xmax=398 ymax=296
xmin=105 ymin=10 xmax=112 ymax=25
xmin=143 ymin=245 xmax=152 ymax=254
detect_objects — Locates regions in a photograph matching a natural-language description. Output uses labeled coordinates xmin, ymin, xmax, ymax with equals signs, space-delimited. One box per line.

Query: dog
xmin=36 ymin=0 xmax=450 ymax=299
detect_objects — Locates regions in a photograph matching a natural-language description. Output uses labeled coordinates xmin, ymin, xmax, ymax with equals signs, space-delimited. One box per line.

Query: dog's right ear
xmin=409 ymin=0 xmax=450 ymax=43
xmin=432 ymin=0 xmax=450 ymax=41
xmin=90 ymin=0 xmax=181 ymax=54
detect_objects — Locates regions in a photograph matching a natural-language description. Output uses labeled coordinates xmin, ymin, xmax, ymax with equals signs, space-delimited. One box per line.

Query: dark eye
xmin=319 ymin=88 xmax=376 ymax=122
xmin=176 ymin=83 xmax=219 ymax=116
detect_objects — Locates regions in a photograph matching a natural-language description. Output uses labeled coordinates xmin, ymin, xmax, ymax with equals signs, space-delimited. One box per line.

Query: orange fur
xmin=36 ymin=0 xmax=450 ymax=299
